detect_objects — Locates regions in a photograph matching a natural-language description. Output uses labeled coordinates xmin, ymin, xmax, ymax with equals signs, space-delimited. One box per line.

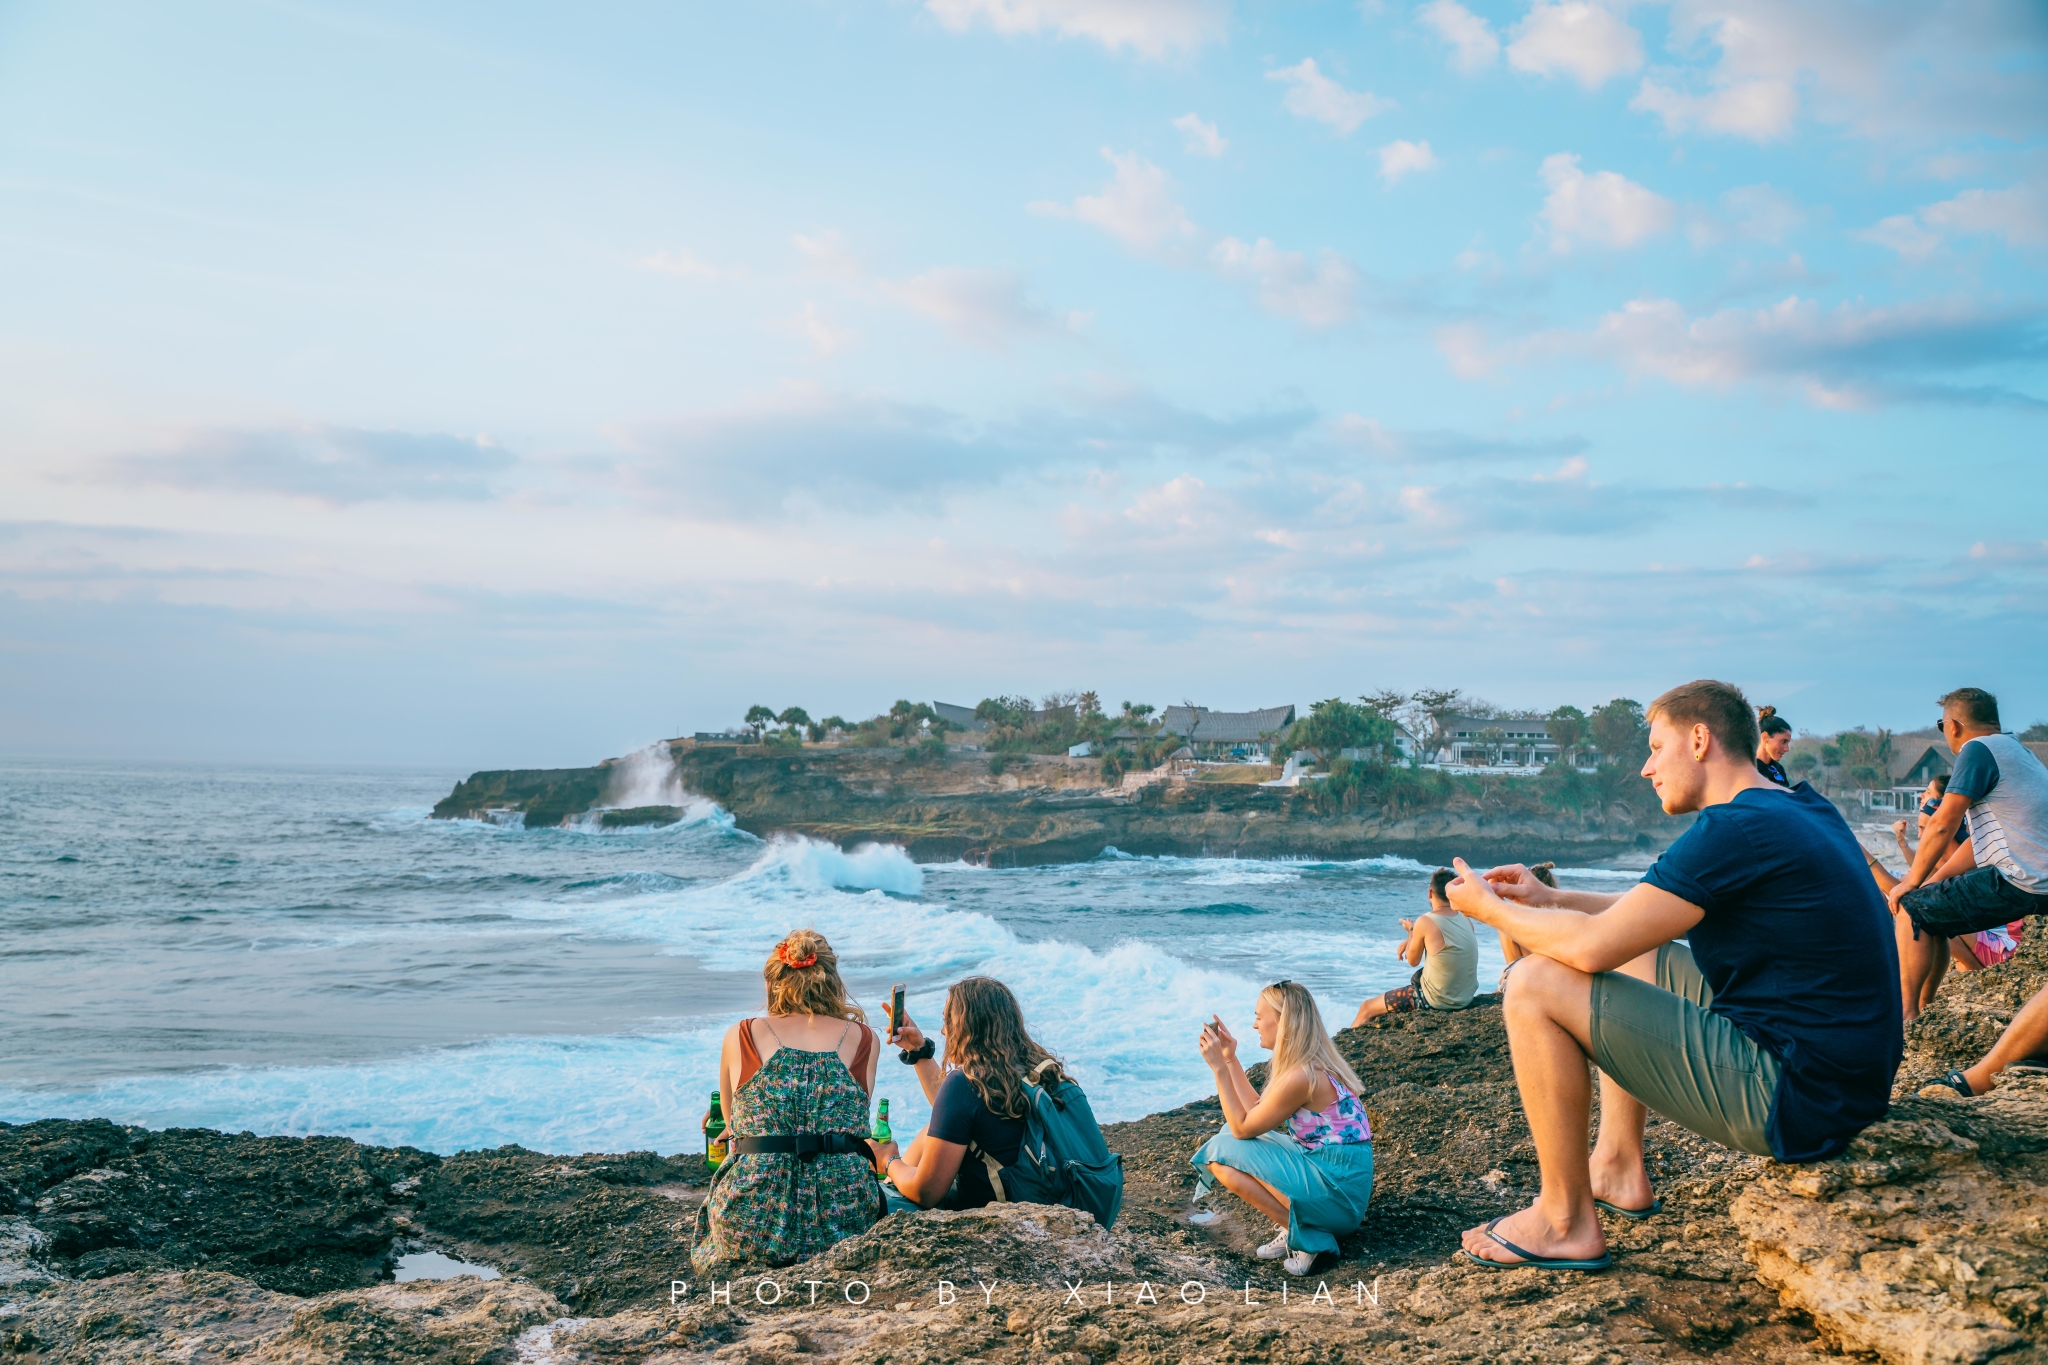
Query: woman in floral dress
xmin=691 ymin=929 xmax=884 ymax=1271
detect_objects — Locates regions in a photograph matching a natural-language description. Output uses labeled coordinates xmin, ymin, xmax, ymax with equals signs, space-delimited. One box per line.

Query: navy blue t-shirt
xmin=927 ymin=1069 xmax=1025 ymax=1208
xmin=1642 ymin=782 xmax=1902 ymax=1161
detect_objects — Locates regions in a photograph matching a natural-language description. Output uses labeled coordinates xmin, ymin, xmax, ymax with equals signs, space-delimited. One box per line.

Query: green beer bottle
xmin=704 ymin=1090 xmax=728 ymax=1168
xmin=871 ymin=1097 xmax=891 ymax=1144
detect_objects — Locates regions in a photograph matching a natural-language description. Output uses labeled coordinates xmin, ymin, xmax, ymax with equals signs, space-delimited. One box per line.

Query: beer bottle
xmin=871 ymin=1097 xmax=892 ymax=1144
xmin=704 ymin=1090 xmax=728 ymax=1167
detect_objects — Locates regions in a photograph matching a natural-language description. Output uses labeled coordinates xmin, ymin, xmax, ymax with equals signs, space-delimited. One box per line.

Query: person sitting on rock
xmin=870 ymin=976 xmax=1063 ymax=1212
xmin=691 ymin=929 xmax=885 ymax=1272
xmin=1931 ymin=977 xmax=2048 ymax=1097
xmin=1445 ymin=679 xmax=1900 ymax=1272
xmin=1491 ymin=861 xmax=1557 ymax=985
xmin=1191 ymin=980 xmax=1374 ymax=1277
xmin=1865 ymin=793 xmax=2018 ymax=1011
xmin=1888 ymin=687 xmax=2048 ymax=1023
xmin=1353 ymin=867 xmax=1478 ymax=1024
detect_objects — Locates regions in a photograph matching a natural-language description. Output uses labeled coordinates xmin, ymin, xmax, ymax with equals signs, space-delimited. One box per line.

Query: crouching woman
xmin=1192 ymin=980 xmax=1373 ymax=1276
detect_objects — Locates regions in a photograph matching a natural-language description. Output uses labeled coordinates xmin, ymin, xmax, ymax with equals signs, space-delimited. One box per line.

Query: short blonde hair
xmin=1259 ymin=980 xmax=1361 ymax=1096
xmin=763 ymin=928 xmax=866 ymax=1023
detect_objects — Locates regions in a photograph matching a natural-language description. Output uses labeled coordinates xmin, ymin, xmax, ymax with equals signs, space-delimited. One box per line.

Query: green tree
xmin=1476 ymin=725 xmax=1509 ymax=766
xmin=776 ymin=707 xmax=812 ymax=740
xmin=812 ymin=715 xmax=847 ymax=743
xmin=2023 ymin=722 xmax=2048 ymax=742
xmin=1281 ymin=698 xmax=1399 ymax=761
xmin=1546 ymin=705 xmax=1589 ymax=766
xmin=1789 ymin=751 xmax=1819 ymax=778
xmin=743 ymin=704 xmax=777 ymax=742
xmin=1590 ymin=698 xmax=1649 ymax=768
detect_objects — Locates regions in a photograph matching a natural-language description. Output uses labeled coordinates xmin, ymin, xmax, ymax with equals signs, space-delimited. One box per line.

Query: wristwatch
xmin=898 ymin=1038 xmax=935 ymax=1064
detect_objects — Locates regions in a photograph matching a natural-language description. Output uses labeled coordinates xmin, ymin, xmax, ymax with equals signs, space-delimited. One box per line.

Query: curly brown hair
xmin=941 ymin=976 xmax=1067 ymax=1119
xmin=762 ymin=928 xmax=866 ymax=1023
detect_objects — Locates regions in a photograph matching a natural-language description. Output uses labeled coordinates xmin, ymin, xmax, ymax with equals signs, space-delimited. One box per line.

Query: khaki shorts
xmin=1587 ymin=943 xmax=1779 ymax=1157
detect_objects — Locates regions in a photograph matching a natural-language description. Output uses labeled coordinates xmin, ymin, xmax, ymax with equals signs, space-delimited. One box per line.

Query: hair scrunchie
xmin=774 ymin=939 xmax=818 ymax=970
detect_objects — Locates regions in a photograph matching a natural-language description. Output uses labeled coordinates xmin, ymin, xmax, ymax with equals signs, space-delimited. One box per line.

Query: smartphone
xmin=890 ymin=984 xmax=906 ymax=1034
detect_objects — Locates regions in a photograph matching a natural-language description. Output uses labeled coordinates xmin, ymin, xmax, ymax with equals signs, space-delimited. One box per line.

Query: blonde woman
xmin=690 ymin=929 xmax=884 ymax=1271
xmin=1191 ymin=980 xmax=1374 ymax=1277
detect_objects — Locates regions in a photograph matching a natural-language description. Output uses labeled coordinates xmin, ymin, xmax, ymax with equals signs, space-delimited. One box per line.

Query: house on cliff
xmin=1157 ymin=704 xmax=1296 ymax=756
xmin=930 ymin=702 xmax=989 ymax=734
xmin=1438 ymin=715 xmax=1561 ymax=768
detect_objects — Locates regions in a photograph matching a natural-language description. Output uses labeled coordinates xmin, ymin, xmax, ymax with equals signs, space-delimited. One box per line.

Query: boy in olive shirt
xmin=1354 ymin=868 xmax=1480 ymax=1024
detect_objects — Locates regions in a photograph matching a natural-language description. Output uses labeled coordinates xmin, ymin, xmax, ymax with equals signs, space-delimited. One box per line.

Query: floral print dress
xmin=691 ymin=1029 xmax=878 ymax=1272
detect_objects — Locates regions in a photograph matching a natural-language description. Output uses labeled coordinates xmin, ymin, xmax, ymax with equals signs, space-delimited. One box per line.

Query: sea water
xmin=0 ymin=758 xmax=1640 ymax=1155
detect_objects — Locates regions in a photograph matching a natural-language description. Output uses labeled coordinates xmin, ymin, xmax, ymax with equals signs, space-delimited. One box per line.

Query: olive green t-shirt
xmin=1417 ymin=909 xmax=1478 ymax=1010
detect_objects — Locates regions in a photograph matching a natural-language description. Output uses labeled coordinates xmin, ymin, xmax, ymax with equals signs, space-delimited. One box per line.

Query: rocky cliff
xmin=6 ymin=917 xmax=2043 ymax=1364
xmin=432 ymin=744 xmax=1684 ymax=866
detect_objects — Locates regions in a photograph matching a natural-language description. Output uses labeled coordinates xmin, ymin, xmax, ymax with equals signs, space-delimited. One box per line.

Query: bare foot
xmin=1459 ymin=1202 xmax=1605 ymax=1266
xmin=1588 ymin=1152 xmax=1654 ymax=1212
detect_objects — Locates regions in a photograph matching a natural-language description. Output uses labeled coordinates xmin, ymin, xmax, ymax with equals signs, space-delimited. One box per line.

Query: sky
xmin=2 ymin=0 xmax=2045 ymax=768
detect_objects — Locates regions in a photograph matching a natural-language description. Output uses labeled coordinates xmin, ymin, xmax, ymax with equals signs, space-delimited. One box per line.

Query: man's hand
xmin=1447 ymin=858 xmax=1508 ymax=924
xmin=1887 ymin=878 xmax=1916 ymax=914
xmin=1398 ymin=916 xmax=1415 ymax=932
xmin=1483 ymin=863 xmax=1553 ymax=905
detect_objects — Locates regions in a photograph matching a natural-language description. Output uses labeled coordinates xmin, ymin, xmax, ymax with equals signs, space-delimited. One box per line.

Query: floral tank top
xmin=1286 ymin=1074 xmax=1372 ymax=1152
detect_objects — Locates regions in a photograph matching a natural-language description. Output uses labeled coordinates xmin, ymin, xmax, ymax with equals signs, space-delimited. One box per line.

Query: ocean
xmin=0 ymin=757 xmax=1642 ymax=1155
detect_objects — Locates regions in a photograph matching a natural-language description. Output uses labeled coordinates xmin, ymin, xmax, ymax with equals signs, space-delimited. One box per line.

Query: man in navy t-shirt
xmin=1446 ymin=680 xmax=1900 ymax=1272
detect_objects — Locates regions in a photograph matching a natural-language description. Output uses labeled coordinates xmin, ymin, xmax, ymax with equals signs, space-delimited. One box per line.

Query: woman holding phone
xmin=870 ymin=976 xmax=1066 ymax=1211
xmin=690 ymin=929 xmax=886 ymax=1272
xmin=1190 ymin=981 xmax=1374 ymax=1276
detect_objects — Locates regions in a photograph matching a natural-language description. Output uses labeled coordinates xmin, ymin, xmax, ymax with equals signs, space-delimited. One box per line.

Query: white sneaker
xmin=1282 ymin=1250 xmax=1317 ymax=1277
xmin=1255 ymin=1230 xmax=1291 ymax=1260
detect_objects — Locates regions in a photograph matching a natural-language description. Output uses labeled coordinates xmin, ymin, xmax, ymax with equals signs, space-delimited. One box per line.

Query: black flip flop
xmin=1934 ymin=1069 xmax=1974 ymax=1097
xmin=1460 ymin=1217 xmax=1612 ymax=1272
xmin=1594 ymin=1197 xmax=1662 ymax=1220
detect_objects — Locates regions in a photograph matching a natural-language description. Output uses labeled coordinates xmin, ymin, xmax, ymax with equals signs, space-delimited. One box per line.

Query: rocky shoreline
xmin=432 ymin=744 xmax=1686 ymax=867
xmin=5 ymin=921 xmax=2044 ymax=1364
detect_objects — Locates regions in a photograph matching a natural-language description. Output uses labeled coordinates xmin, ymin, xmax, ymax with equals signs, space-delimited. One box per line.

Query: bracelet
xmin=898 ymin=1038 xmax=935 ymax=1064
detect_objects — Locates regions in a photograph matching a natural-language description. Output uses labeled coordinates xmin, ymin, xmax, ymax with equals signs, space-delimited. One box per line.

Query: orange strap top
xmin=735 ymin=1018 xmax=876 ymax=1097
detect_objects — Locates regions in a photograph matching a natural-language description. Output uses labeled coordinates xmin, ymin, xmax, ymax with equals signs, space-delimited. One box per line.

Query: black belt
xmin=729 ymin=1133 xmax=871 ymax=1160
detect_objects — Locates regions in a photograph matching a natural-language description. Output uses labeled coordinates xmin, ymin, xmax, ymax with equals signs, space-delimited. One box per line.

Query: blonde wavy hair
xmin=763 ymin=928 xmax=866 ymax=1024
xmin=1260 ymin=980 xmax=1361 ymax=1096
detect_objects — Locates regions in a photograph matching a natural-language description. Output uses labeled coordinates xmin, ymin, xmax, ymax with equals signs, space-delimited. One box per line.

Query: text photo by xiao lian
xmin=668 ymin=1276 xmax=1388 ymax=1312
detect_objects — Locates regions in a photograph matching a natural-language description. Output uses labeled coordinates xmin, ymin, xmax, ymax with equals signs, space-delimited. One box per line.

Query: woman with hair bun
xmin=690 ymin=929 xmax=884 ymax=1271
xmin=1756 ymin=706 xmax=1794 ymax=786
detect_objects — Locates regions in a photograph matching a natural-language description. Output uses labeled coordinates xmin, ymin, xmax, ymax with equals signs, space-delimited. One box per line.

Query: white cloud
xmin=1507 ymin=2 xmax=1644 ymax=90
xmin=1921 ymin=185 xmax=2048 ymax=251
xmin=1030 ymin=148 xmax=1198 ymax=258
xmin=1448 ymin=292 xmax=2048 ymax=407
xmin=1538 ymin=153 xmax=1674 ymax=252
xmin=1857 ymin=183 xmax=2048 ymax=261
xmin=1209 ymin=237 xmax=1358 ymax=328
xmin=1268 ymin=58 xmax=1393 ymax=135
xmin=638 ymin=247 xmax=725 ymax=279
xmin=924 ymin=0 xmax=1229 ymax=59
xmin=1630 ymin=76 xmax=1798 ymax=140
xmin=1172 ymin=112 xmax=1228 ymax=157
xmin=792 ymin=230 xmax=862 ymax=280
xmin=1721 ymin=184 xmax=1805 ymax=243
xmin=1650 ymin=0 xmax=2048 ymax=144
xmin=778 ymin=302 xmax=856 ymax=356
xmin=1416 ymin=0 xmax=1499 ymax=72
xmin=1856 ymin=214 xmax=1941 ymax=261
xmin=1378 ymin=139 xmax=1441 ymax=182
xmin=879 ymin=268 xmax=1078 ymax=349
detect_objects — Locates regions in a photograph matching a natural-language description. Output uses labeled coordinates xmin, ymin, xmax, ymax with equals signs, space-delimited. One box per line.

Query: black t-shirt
xmin=1642 ymin=781 xmax=1902 ymax=1162
xmin=927 ymin=1069 xmax=1026 ymax=1208
xmin=1756 ymin=756 xmax=1788 ymax=786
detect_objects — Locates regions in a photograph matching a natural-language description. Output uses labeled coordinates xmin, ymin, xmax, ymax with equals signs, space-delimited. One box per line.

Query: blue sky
xmin=2 ymin=0 xmax=2045 ymax=766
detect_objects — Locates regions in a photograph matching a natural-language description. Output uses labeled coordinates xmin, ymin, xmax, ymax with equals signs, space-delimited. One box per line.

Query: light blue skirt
xmin=1192 ymin=1127 xmax=1374 ymax=1256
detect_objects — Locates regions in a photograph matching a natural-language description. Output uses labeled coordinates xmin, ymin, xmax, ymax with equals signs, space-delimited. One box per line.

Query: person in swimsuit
xmin=691 ymin=929 xmax=885 ymax=1271
xmin=1191 ymin=981 xmax=1374 ymax=1277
